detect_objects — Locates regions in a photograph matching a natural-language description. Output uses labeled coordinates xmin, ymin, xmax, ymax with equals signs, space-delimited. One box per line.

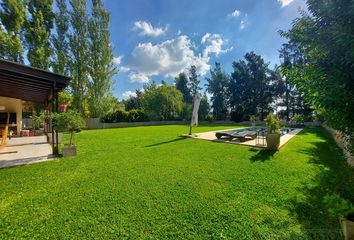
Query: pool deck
xmin=191 ymin=128 xmax=303 ymax=148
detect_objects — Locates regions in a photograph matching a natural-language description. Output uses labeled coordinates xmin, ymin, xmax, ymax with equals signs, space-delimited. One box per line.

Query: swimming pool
xmin=231 ymin=127 xmax=294 ymax=137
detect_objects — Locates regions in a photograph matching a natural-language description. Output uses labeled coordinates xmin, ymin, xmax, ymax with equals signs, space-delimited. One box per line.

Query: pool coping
xmin=189 ymin=127 xmax=303 ymax=149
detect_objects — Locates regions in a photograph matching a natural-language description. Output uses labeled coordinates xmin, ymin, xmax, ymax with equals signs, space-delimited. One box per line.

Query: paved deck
xmin=0 ymin=136 xmax=53 ymax=169
xmin=191 ymin=128 xmax=302 ymax=148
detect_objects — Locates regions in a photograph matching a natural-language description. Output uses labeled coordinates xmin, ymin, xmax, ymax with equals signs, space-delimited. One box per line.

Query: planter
xmin=62 ymin=145 xmax=77 ymax=157
xmin=266 ymin=133 xmax=280 ymax=150
xmin=341 ymin=216 xmax=354 ymax=240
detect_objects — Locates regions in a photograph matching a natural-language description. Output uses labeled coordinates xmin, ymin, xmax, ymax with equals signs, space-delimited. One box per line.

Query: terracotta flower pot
xmin=266 ymin=133 xmax=280 ymax=150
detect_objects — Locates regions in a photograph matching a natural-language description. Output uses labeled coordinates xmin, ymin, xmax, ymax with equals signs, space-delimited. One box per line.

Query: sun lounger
xmin=215 ymin=130 xmax=257 ymax=142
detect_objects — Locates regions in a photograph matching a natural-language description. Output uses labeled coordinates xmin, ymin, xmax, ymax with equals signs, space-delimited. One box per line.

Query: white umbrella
xmin=189 ymin=93 xmax=202 ymax=135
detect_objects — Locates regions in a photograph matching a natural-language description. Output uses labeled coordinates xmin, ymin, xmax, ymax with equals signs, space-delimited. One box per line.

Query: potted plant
xmin=324 ymin=194 xmax=354 ymax=240
xmin=265 ymin=113 xmax=281 ymax=150
xmin=52 ymin=110 xmax=86 ymax=157
xmin=31 ymin=112 xmax=45 ymax=136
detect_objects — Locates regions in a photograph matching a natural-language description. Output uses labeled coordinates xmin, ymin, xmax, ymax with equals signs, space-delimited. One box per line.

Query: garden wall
xmin=322 ymin=123 xmax=354 ymax=167
xmin=85 ymin=118 xmax=237 ymax=129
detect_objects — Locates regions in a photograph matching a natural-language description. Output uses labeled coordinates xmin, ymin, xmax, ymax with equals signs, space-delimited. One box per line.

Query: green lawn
xmin=1 ymin=125 xmax=353 ymax=239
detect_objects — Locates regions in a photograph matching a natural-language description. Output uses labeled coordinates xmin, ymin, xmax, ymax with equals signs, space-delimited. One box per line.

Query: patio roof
xmin=0 ymin=59 xmax=70 ymax=103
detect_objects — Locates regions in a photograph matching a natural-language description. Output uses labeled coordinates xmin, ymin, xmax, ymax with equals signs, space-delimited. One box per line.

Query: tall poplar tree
xmin=69 ymin=0 xmax=89 ymax=114
xmin=175 ymin=72 xmax=192 ymax=103
xmin=87 ymin=0 xmax=117 ymax=117
xmin=52 ymin=0 xmax=69 ymax=75
xmin=0 ymin=0 xmax=26 ymax=63
xmin=206 ymin=62 xmax=229 ymax=120
xmin=25 ymin=0 xmax=54 ymax=70
xmin=189 ymin=65 xmax=201 ymax=97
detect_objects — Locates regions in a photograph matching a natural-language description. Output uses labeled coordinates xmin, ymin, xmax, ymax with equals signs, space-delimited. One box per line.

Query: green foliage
xmin=52 ymin=0 xmax=69 ymax=75
xmin=101 ymin=109 xmax=148 ymax=123
xmin=0 ymin=0 xmax=25 ymax=62
xmin=68 ymin=0 xmax=89 ymax=114
xmin=87 ymin=0 xmax=117 ymax=118
xmin=280 ymin=0 xmax=354 ymax=147
xmin=52 ymin=110 xmax=86 ymax=145
xmin=189 ymin=65 xmax=201 ymax=97
xmin=142 ymin=84 xmax=183 ymax=121
xmin=25 ymin=0 xmax=54 ymax=70
xmin=206 ymin=62 xmax=229 ymax=120
xmin=323 ymin=194 xmax=354 ymax=219
xmin=175 ymin=72 xmax=193 ymax=103
xmin=198 ymin=93 xmax=211 ymax=121
xmin=180 ymin=103 xmax=192 ymax=121
xmin=291 ymin=114 xmax=305 ymax=124
xmin=229 ymin=52 xmax=273 ymax=120
xmin=266 ymin=113 xmax=280 ymax=134
xmin=31 ymin=112 xmax=45 ymax=130
xmin=58 ymin=91 xmax=73 ymax=106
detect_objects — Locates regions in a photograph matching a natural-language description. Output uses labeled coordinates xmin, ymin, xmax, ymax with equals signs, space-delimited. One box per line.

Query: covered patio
xmin=0 ymin=59 xmax=70 ymax=167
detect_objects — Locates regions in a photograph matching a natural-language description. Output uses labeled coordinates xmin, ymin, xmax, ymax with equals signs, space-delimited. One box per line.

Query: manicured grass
xmin=0 ymin=125 xmax=353 ymax=239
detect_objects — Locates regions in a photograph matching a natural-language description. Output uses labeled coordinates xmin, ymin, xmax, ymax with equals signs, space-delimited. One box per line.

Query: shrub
xmin=127 ymin=109 xmax=148 ymax=122
xmin=101 ymin=109 xmax=148 ymax=123
xmin=266 ymin=113 xmax=280 ymax=134
xmin=52 ymin=110 xmax=86 ymax=146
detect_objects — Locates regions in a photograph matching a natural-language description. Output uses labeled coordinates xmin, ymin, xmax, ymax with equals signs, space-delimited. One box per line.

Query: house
xmin=0 ymin=59 xmax=70 ymax=155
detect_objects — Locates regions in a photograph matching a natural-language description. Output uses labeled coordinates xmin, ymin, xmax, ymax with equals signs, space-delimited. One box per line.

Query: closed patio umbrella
xmin=189 ymin=93 xmax=202 ymax=135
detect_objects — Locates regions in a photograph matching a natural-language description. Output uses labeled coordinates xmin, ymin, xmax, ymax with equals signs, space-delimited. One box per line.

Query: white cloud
xmin=122 ymin=90 xmax=137 ymax=98
xmin=125 ymin=34 xmax=232 ymax=84
xmin=239 ymin=14 xmax=249 ymax=30
xmin=119 ymin=66 xmax=130 ymax=73
xmin=113 ymin=55 xmax=123 ymax=65
xmin=129 ymin=72 xmax=150 ymax=83
xmin=126 ymin=35 xmax=211 ymax=81
xmin=228 ymin=9 xmax=241 ymax=18
xmin=133 ymin=21 xmax=167 ymax=37
xmin=201 ymin=33 xmax=233 ymax=57
xmin=278 ymin=0 xmax=294 ymax=7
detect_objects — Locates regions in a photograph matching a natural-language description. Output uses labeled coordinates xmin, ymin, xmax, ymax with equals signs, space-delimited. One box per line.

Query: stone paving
xmin=191 ymin=128 xmax=303 ymax=149
xmin=0 ymin=136 xmax=53 ymax=169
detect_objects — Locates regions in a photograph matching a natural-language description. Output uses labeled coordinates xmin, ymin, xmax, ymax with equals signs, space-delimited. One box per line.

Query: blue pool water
xmin=232 ymin=127 xmax=294 ymax=137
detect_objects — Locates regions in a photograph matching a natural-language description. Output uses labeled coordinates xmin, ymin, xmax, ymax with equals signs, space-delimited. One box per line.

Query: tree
xmin=189 ymin=65 xmax=201 ymax=97
xmin=52 ymin=0 xmax=69 ymax=75
xmin=87 ymin=0 xmax=117 ymax=117
xmin=124 ymin=89 xmax=144 ymax=111
xmin=0 ymin=0 xmax=26 ymax=63
xmin=206 ymin=62 xmax=229 ymax=120
xmin=25 ymin=0 xmax=54 ymax=70
xmin=229 ymin=52 xmax=273 ymax=120
xmin=175 ymin=72 xmax=192 ymax=103
xmin=199 ymin=93 xmax=211 ymax=120
xmin=68 ymin=0 xmax=89 ymax=114
xmin=280 ymin=0 xmax=354 ymax=140
xmin=142 ymin=85 xmax=183 ymax=121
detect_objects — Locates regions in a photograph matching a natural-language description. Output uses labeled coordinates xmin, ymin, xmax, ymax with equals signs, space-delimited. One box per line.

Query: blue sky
xmin=103 ymin=0 xmax=307 ymax=99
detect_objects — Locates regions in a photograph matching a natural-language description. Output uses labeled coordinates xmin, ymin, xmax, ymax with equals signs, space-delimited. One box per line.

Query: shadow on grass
xmin=249 ymin=148 xmax=277 ymax=162
xmin=288 ymin=127 xmax=354 ymax=239
xmin=145 ymin=137 xmax=187 ymax=147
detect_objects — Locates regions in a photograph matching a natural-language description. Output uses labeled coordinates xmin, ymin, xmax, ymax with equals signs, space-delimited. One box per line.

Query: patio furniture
xmin=215 ymin=130 xmax=257 ymax=142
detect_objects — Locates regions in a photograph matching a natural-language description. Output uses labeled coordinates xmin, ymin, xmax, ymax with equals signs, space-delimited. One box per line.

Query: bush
xmin=101 ymin=109 xmax=148 ymax=123
xmin=180 ymin=103 xmax=192 ymax=121
xmin=266 ymin=113 xmax=280 ymax=134
xmin=52 ymin=110 xmax=86 ymax=146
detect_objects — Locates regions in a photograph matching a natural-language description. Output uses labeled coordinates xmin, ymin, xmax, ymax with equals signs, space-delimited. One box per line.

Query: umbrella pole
xmin=189 ymin=125 xmax=192 ymax=135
